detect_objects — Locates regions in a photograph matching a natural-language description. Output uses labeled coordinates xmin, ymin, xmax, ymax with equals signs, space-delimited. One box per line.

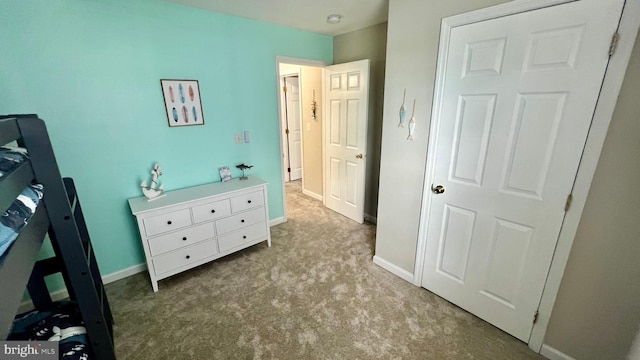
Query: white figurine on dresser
xmin=128 ymin=177 xmax=271 ymax=292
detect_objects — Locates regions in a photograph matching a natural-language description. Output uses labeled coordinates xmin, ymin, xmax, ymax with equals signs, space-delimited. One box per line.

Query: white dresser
xmin=128 ymin=177 xmax=271 ymax=292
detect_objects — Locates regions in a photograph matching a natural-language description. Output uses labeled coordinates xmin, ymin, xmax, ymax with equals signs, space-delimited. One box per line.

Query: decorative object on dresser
xmin=235 ymin=163 xmax=253 ymax=180
xmin=128 ymin=177 xmax=271 ymax=292
xmin=140 ymin=163 xmax=165 ymax=201
xmin=218 ymin=166 xmax=231 ymax=182
xmin=160 ymin=79 xmax=205 ymax=127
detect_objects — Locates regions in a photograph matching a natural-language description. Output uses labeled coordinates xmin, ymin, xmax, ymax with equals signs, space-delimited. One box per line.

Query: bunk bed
xmin=0 ymin=114 xmax=115 ymax=360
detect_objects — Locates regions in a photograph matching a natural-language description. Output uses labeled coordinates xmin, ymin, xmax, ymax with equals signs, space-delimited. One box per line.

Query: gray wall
xmin=629 ymin=327 xmax=640 ymax=359
xmin=334 ymin=22 xmax=388 ymax=221
xmin=375 ymin=0 xmax=508 ymax=272
xmin=543 ymin=32 xmax=640 ymax=360
xmin=376 ymin=0 xmax=640 ymax=358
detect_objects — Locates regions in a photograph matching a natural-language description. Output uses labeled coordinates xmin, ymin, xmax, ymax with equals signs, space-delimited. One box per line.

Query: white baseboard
xmin=18 ymin=263 xmax=147 ymax=313
xmin=364 ymin=214 xmax=377 ymax=224
xmin=372 ymin=255 xmax=415 ymax=284
xmin=102 ymin=263 xmax=147 ymax=284
xmin=302 ymin=189 xmax=323 ymax=201
xmin=540 ymin=344 xmax=575 ymax=360
xmin=270 ymin=217 xmax=286 ymax=227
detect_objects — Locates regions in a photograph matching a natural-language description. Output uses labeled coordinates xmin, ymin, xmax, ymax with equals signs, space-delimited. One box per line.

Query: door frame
xmin=412 ymin=0 xmax=640 ymax=353
xmin=275 ymin=56 xmax=329 ymax=223
xmin=279 ymin=70 xmax=303 ymax=184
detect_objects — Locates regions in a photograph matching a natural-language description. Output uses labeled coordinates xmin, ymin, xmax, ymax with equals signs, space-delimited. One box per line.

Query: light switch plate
xmin=235 ymin=133 xmax=242 ymax=144
xmin=244 ymin=131 xmax=250 ymax=143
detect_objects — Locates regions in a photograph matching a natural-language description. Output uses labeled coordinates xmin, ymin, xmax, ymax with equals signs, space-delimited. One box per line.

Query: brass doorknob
xmin=431 ymin=184 xmax=445 ymax=194
xmin=356 ymin=154 xmax=363 ymax=159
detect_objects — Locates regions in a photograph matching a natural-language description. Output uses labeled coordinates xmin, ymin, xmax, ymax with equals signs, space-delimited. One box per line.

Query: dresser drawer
xmin=216 ymin=207 xmax=266 ymax=235
xmin=152 ymin=240 xmax=218 ymax=275
xmin=230 ymin=190 xmax=265 ymax=213
xmin=218 ymin=222 xmax=268 ymax=253
xmin=144 ymin=208 xmax=192 ymax=237
xmin=192 ymin=199 xmax=231 ymax=223
xmin=148 ymin=222 xmax=215 ymax=257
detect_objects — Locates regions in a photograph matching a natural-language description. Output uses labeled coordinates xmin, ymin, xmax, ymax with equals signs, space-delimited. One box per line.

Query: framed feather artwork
xmin=160 ymin=79 xmax=205 ymax=127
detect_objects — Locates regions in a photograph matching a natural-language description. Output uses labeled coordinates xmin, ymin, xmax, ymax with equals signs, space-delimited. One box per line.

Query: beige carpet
xmin=107 ymin=180 xmax=544 ymax=359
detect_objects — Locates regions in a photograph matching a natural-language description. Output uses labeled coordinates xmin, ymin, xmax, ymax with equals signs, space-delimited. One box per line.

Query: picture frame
xmin=218 ymin=166 xmax=232 ymax=182
xmin=160 ymin=79 xmax=205 ymax=127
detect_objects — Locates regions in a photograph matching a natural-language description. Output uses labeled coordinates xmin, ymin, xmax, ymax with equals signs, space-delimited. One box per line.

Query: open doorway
xmin=276 ymin=56 xmax=372 ymax=224
xmin=276 ymin=57 xmax=328 ymax=222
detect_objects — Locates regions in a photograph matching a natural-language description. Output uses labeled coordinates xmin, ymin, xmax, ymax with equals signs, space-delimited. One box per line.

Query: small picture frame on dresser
xmin=218 ymin=166 xmax=232 ymax=182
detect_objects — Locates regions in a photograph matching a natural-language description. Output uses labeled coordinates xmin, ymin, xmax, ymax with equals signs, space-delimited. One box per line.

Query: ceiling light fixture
xmin=326 ymin=14 xmax=342 ymax=24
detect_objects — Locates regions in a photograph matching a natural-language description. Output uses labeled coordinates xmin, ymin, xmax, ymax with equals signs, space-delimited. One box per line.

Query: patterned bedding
xmin=0 ymin=184 xmax=43 ymax=262
xmin=9 ymin=301 xmax=92 ymax=360
xmin=0 ymin=146 xmax=44 ymax=262
xmin=0 ymin=147 xmax=28 ymax=178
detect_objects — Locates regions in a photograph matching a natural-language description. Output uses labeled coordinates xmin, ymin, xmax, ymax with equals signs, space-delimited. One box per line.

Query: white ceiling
xmin=166 ymin=0 xmax=389 ymax=36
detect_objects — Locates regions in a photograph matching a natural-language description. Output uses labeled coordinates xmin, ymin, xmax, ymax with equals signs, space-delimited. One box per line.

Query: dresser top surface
xmin=128 ymin=176 xmax=267 ymax=215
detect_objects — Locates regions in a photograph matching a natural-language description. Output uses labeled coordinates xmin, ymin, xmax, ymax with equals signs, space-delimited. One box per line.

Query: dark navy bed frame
xmin=0 ymin=114 xmax=116 ymax=360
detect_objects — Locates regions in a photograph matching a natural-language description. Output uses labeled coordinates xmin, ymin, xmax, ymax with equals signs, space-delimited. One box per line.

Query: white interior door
xmin=285 ymin=76 xmax=303 ymax=181
xmin=421 ymin=0 xmax=623 ymax=342
xmin=324 ymin=60 xmax=369 ymax=223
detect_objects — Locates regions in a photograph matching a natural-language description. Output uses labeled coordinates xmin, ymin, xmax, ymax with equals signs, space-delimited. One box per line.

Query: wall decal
xmin=311 ymin=89 xmax=317 ymax=120
xmin=398 ymin=88 xmax=407 ymax=127
xmin=408 ymin=99 xmax=416 ymax=141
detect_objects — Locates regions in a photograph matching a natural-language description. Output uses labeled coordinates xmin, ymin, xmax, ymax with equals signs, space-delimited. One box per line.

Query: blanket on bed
xmin=0 ymin=184 xmax=43 ymax=262
xmin=9 ymin=301 xmax=92 ymax=360
xmin=0 ymin=147 xmax=28 ymax=178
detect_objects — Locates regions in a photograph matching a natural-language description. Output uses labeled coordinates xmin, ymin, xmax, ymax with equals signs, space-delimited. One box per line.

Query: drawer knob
xmin=167 ymin=220 xmax=172 ymax=225
xmin=186 ymin=255 xmax=191 ymax=259
xmin=182 ymin=237 xmax=187 ymax=241
xmin=243 ymin=235 xmax=247 ymax=239
xmin=211 ymin=209 xmax=216 ymax=213
xmin=247 ymin=200 xmax=252 ymax=204
xmin=241 ymin=219 xmax=245 ymax=223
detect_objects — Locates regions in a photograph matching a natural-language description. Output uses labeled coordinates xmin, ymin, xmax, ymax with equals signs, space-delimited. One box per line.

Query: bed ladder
xmin=17 ymin=116 xmax=116 ymax=360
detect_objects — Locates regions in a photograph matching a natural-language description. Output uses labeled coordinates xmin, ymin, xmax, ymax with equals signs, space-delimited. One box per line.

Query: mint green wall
xmin=0 ymin=0 xmax=332 ymax=276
